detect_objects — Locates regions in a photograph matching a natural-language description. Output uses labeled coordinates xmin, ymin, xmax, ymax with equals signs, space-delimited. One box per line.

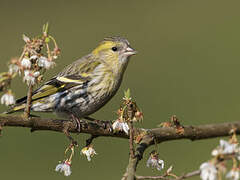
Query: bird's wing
xmin=7 ymin=74 xmax=91 ymax=113
xmin=6 ymin=55 xmax=101 ymax=113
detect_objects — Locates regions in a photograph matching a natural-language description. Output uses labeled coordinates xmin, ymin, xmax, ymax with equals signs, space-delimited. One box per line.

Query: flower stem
xmin=49 ymin=35 xmax=58 ymax=48
xmin=46 ymin=42 xmax=52 ymax=60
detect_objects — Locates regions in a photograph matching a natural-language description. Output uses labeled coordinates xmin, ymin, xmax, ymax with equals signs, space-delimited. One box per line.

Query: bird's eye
xmin=112 ymin=47 xmax=118 ymax=52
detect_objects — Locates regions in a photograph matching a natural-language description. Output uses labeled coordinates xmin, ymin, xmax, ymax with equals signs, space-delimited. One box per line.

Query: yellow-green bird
xmin=7 ymin=36 xmax=137 ymax=124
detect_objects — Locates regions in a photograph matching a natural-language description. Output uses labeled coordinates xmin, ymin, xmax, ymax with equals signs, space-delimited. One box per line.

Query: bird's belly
xmin=55 ymin=94 xmax=113 ymax=119
xmin=54 ymin=89 xmax=116 ymax=119
xmin=53 ymin=74 xmax=121 ymax=119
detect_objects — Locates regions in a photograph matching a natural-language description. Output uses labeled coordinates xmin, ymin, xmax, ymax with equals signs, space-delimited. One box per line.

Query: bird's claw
xmin=71 ymin=115 xmax=81 ymax=133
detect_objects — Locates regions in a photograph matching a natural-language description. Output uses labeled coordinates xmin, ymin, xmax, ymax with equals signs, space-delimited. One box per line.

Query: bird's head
xmin=92 ymin=36 xmax=137 ymax=73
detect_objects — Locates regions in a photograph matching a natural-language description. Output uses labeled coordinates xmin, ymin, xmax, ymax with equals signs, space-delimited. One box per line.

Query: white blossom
xmin=53 ymin=55 xmax=58 ymax=59
xmin=1 ymin=91 xmax=15 ymax=106
xmin=112 ymin=119 xmax=129 ymax=135
xmin=236 ymin=151 xmax=240 ymax=161
xmin=22 ymin=34 xmax=30 ymax=43
xmin=220 ymin=140 xmax=237 ymax=154
xmin=81 ymin=146 xmax=97 ymax=161
xmin=234 ymin=146 xmax=240 ymax=160
xmin=8 ymin=64 xmax=20 ymax=75
xmin=30 ymin=55 xmax=38 ymax=60
xmin=33 ymin=71 xmax=40 ymax=77
xmin=23 ymin=70 xmax=36 ymax=85
xmin=37 ymin=56 xmax=55 ymax=69
xmin=200 ymin=162 xmax=217 ymax=180
xmin=21 ymin=58 xmax=31 ymax=69
xmin=226 ymin=169 xmax=240 ymax=180
xmin=146 ymin=156 xmax=164 ymax=171
xmin=211 ymin=149 xmax=221 ymax=156
xmin=212 ymin=140 xmax=238 ymax=157
xmin=55 ymin=161 xmax=71 ymax=176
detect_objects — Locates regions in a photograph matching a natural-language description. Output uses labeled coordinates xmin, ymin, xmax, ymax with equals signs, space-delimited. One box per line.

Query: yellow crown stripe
xmin=92 ymin=41 xmax=116 ymax=55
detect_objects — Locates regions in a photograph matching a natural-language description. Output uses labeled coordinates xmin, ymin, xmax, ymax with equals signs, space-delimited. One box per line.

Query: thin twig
xmin=86 ymin=135 xmax=98 ymax=146
xmin=24 ymin=84 xmax=33 ymax=118
xmin=18 ymin=47 xmax=26 ymax=63
xmin=15 ymin=39 xmax=31 ymax=119
xmin=135 ymin=175 xmax=170 ymax=180
xmin=176 ymin=170 xmax=200 ymax=180
xmin=129 ymin=121 xmax=135 ymax=158
xmin=121 ymin=172 xmax=128 ymax=180
xmin=135 ymin=170 xmax=200 ymax=180
xmin=0 ymin=121 xmax=4 ymax=136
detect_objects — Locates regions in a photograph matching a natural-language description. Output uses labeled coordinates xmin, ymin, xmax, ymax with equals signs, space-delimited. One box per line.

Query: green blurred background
xmin=0 ymin=0 xmax=240 ymax=179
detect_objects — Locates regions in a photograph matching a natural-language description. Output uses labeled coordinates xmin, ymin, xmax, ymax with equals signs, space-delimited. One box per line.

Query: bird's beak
xmin=125 ymin=46 xmax=137 ymax=56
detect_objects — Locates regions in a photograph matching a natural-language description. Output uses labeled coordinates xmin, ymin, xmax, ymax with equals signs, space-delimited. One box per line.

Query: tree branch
xmin=120 ymin=120 xmax=240 ymax=180
xmin=0 ymin=114 xmax=128 ymax=138
xmin=1 ymin=114 xmax=240 ymax=142
xmin=0 ymin=114 xmax=239 ymax=179
xmin=124 ymin=135 xmax=154 ymax=180
xmin=151 ymin=121 xmax=240 ymax=143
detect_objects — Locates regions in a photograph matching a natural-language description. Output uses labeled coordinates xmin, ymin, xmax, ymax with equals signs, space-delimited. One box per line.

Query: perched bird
xmin=7 ymin=36 xmax=137 ymax=123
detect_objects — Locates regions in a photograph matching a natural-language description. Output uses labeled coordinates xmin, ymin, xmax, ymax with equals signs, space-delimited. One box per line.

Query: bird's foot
xmin=71 ymin=114 xmax=81 ymax=133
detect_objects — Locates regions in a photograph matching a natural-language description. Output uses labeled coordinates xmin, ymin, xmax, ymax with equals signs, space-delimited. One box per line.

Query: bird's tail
xmin=3 ymin=95 xmax=27 ymax=114
xmin=3 ymin=103 xmax=26 ymax=114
